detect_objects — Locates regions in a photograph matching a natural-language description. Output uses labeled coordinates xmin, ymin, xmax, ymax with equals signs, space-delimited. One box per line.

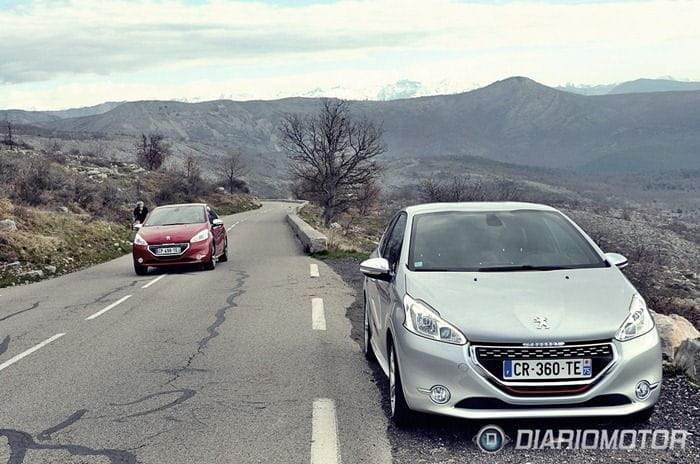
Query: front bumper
xmin=393 ymin=326 xmax=662 ymax=419
xmin=132 ymin=239 xmax=211 ymax=267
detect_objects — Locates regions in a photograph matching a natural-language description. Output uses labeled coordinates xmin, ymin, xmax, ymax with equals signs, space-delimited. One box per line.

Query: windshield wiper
xmin=477 ymin=265 xmax=574 ymax=272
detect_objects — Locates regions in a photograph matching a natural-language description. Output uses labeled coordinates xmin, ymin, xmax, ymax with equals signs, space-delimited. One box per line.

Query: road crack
xmin=0 ymin=302 xmax=41 ymax=323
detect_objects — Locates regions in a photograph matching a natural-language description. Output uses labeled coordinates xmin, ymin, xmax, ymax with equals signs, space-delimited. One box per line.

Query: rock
xmin=330 ymin=222 xmax=342 ymax=229
xmin=0 ymin=219 xmax=17 ymax=231
xmin=57 ymin=206 xmax=70 ymax=213
xmin=674 ymin=338 xmax=700 ymax=382
xmin=43 ymin=265 xmax=57 ymax=274
xmin=4 ymin=261 xmax=20 ymax=269
xmin=215 ymin=186 xmax=226 ymax=193
xmin=22 ymin=270 xmax=44 ymax=278
xmin=651 ymin=310 xmax=700 ymax=362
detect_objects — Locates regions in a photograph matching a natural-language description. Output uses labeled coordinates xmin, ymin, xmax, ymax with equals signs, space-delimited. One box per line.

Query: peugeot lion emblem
xmin=533 ymin=316 xmax=550 ymax=329
xmin=165 ymin=235 xmax=171 ymax=241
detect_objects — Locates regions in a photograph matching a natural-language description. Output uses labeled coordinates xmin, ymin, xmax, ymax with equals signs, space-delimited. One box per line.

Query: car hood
xmin=405 ymin=267 xmax=635 ymax=343
xmin=138 ymin=223 xmax=207 ymax=244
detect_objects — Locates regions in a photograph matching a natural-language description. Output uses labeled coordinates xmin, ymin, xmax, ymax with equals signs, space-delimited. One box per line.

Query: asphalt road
xmin=0 ymin=202 xmax=391 ymax=464
xmin=2 ymin=202 xmax=698 ymax=464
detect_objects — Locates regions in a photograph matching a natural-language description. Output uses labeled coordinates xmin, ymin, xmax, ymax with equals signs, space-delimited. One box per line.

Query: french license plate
xmin=503 ymin=359 xmax=592 ymax=380
xmin=156 ymin=247 xmax=181 ymax=255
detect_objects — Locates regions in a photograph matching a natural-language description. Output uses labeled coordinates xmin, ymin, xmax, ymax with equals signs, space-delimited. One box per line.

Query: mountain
xmin=45 ymin=101 xmax=125 ymax=119
xmin=5 ymin=77 xmax=700 ymax=195
xmin=559 ymin=78 xmax=700 ymax=96
xmin=608 ymin=79 xmax=700 ymax=94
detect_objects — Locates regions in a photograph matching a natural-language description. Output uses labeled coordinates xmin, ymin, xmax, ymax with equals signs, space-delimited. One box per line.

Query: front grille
xmin=148 ymin=243 xmax=189 ymax=257
xmin=455 ymin=394 xmax=630 ymax=410
xmin=475 ymin=344 xmax=613 ymax=360
xmin=471 ymin=342 xmax=615 ymax=392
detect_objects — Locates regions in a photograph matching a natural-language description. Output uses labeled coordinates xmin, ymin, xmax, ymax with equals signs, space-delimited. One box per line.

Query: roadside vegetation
xmin=0 ymin=136 xmax=260 ymax=287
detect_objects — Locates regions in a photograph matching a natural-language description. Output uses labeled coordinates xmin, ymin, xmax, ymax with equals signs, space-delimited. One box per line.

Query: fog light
xmin=195 ymin=254 xmax=205 ymax=260
xmin=137 ymin=258 xmax=144 ymax=264
xmin=635 ymin=380 xmax=651 ymax=400
xmin=430 ymin=385 xmax=451 ymax=404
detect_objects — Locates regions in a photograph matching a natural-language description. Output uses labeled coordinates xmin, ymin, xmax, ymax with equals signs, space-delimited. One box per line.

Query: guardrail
xmin=287 ymin=213 xmax=327 ymax=253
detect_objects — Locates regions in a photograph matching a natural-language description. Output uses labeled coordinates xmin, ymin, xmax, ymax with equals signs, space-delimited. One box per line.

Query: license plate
xmin=155 ymin=247 xmax=181 ymax=255
xmin=503 ymin=359 xmax=592 ymax=380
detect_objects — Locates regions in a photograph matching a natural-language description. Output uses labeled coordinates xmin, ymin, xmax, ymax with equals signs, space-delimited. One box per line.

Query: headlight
xmin=190 ymin=229 xmax=210 ymax=243
xmin=403 ymin=294 xmax=467 ymax=345
xmin=133 ymin=234 xmax=148 ymax=246
xmin=615 ymin=294 xmax=654 ymax=341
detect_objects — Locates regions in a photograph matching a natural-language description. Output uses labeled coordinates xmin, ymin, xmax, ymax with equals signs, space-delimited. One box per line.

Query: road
xmin=0 ymin=202 xmax=391 ymax=464
xmin=2 ymin=201 xmax=698 ymax=464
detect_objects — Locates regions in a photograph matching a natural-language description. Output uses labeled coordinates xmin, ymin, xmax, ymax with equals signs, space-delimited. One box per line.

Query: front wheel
xmin=389 ymin=342 xmax=413 ymax=426
xmin=218 ymin=240 xmax=228 ymax=262
xmin=203 ymin=244 xmax=216 ymax=271
xmin=363 ymin=297 xmax=376 ymax=362
xmin=134 ymin=262 xmax=148 ymax=275
xmin=625 ymin=406 xmax=655 ymax=424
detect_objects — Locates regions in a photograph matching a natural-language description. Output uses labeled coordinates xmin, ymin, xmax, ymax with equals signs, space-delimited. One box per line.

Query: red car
xmin=132 ymin=203 xmax=228 ymax=275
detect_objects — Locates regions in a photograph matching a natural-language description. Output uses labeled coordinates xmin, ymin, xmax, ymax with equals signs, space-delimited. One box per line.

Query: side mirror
xmin=133 ymin=223 xmax=143 ymax=231
xmin=212 ymin=218 xmax=224 ymax=227
xmin=605 ymin=252 xmax=628 ymax=269
xmin=360 ymin=257 xmax=392 ymax=281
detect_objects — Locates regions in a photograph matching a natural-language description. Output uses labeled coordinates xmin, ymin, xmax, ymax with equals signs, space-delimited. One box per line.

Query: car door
xmin=375 ymin=213 xmax=407 ymax=355
xmin=365 ymin=215 xmax=398 ymax=352
xmin=207 ymin=205 xmax=224 ymax=253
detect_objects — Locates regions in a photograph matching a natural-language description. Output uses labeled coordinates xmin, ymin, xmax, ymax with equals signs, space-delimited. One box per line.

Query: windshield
xmin=409 ymin=210 xmax=606 ymax=272
xmin=144 ymin=205 xmax=206 ymax=226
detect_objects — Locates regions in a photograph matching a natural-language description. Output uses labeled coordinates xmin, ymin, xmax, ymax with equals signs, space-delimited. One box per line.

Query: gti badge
xmin=533 ymin=316 xmax=550 ymax=329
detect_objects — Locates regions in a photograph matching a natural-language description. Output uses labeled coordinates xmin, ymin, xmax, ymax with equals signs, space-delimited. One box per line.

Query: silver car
xmin=360 ymin=202 xmax=661 ymax=425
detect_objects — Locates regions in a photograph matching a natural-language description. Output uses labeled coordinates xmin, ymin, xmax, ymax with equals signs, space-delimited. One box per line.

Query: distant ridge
xmin=3 ymin=76 xmax=700 ymax=179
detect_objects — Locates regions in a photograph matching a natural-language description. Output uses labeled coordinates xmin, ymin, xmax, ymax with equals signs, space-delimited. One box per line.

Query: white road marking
xmin=85 ymin=295 xmax=132 ymax=320
xmin=0 ymin=333 xmax=65 ymax=373
xmin=227 ymin=221 xmax=240 ymax=232
xmin=141 ymin=274 xmax=166 ymax=289
xmin=310 ymin=264 xmax=320 ymax=278
xmin=312 ymin=298 xmax=326 ymax=331
xmin=311 ymin=399 xmax=341 ymax=464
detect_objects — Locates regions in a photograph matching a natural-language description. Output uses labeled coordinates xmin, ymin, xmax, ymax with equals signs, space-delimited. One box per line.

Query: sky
xmin=0 ymin=0 xmax=699 ymax=110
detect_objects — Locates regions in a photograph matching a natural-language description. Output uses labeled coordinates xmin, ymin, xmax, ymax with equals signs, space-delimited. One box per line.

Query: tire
xmin=203 ymin=244 xmax=216 ymax=271
xmin=363 ymin=297 xmax=376 ymax=362
xmin=625 ymin=406 xmax=655 ymax=424
xmin=218 ymin=240 xmax=228 ymax=263
xmin=389 ymin=342 xmax=413 ymax=427
xmin=134 ymin=263 xmax=148 ymax=276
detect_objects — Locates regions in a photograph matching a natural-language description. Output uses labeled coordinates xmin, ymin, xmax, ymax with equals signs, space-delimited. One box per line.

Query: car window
xmin=207 ymin=206 xmax=219 ymax=223
xmin=379 ymin=216 xmax=397 ymax=257
xmin=408 ymin=210 xmax=605 ymax=272
xmin=144 ymin=205 xmax=206 ymax=226
xmin=384 ymin=213 xmax=407 ymax=267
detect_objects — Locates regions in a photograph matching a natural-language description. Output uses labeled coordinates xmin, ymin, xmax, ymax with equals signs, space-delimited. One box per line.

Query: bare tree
xmin=183 ymin=152 xmax=205 ymax=196
xmin=279 ymin=99 xmax=386 ymax=227
xmin=4 ymin=121 xmax=14 ymax=150
xmin=135 ymin=133 xmax=170 ymax=171
xmin=221 ymin=151 xmax=248 ymax=193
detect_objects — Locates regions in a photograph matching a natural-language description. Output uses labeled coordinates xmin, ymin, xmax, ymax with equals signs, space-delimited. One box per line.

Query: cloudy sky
xmin=1 ymin=0 xmax=699 ymax=110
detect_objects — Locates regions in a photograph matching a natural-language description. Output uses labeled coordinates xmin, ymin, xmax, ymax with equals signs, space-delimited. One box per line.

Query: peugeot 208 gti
xmin=132 ymin=203 xmax=228 ymax=275
xmin=360 ymin=202 xmax=661 ymax=425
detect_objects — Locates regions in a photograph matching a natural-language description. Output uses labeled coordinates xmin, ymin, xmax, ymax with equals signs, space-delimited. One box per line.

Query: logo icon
xmin=165 ymin=235 xmax=171 ymax=241
xmin=474 ymin=424 xmax=508 ymax=453
xmin=533 ymin=316 xmax=550 ymax=329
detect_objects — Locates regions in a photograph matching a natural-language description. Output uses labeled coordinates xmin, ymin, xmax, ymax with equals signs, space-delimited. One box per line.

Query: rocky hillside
xmin=0 ymin=144 xmax=260 ymax=287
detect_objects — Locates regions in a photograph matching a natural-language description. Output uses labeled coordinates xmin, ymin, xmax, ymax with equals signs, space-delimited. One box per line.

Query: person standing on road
xmin=133 ymin=201 xmax=149 ymax=226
